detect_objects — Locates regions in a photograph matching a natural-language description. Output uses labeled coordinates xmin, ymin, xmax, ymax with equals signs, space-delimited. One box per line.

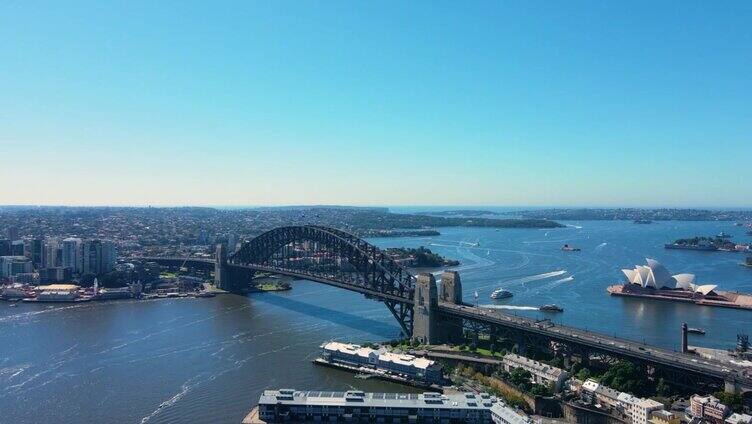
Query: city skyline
xmin=2 ymin=1 xmax=751 ymax=207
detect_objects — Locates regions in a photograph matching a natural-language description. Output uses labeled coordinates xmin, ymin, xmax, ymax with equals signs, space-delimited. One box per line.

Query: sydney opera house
xmin=620 ymin=258 xmax=719 ymax=296
xmin=607 ymin=259 xmax=752 ymax=310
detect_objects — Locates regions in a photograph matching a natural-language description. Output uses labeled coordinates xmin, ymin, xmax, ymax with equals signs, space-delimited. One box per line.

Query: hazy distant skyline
xmin=2 ymin=1 xmax=751 ymax=207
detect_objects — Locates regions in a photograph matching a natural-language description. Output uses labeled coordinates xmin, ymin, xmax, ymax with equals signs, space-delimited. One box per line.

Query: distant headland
xmin=423 ymin=208 xmax=752 ymax=222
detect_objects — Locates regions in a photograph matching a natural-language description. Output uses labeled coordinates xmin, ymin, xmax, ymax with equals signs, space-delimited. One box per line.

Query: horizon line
xmin=1 ymin=204 xmax=751 ymax=211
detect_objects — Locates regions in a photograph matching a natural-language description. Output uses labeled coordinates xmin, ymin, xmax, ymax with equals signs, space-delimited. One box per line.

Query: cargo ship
xmin=607 ymin=258 xmax=752 ymax=311
xmin=664 ymin=243 xmax=718 ymax=251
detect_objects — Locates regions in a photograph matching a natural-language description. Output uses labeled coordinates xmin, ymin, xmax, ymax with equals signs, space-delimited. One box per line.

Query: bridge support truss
xmin=225 ymin=226 xmax=420 ymax=336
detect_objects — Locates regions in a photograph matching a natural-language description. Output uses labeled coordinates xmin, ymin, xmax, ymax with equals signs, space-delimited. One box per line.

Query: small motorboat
xmin=561 ymin=244 xmax=581 ymax=252
xmin=687 ymin=327 xmax=706 ymax=335
xmin=539 ymin=304 xmax=564 ymax=312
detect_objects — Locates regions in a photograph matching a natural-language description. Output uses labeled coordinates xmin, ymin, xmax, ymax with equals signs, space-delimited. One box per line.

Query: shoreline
xmin=2 ymin=291 xmax=218 ymax=304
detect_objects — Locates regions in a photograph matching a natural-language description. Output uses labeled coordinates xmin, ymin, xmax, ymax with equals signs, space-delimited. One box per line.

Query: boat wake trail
xmin=480 ymin=304 xmax=539 ymax=311
xmin=522 ymin=239 xmax=570 ymax=244
xmin=0 ymin=303 xmax=94 ymax=323
xmin=595 ymin=242 xmax=608 ymax=251
xmin=531 ymin=275 xmax=575 ymax=294
xmin=504 ymin=270 xmax=567 ymax=287
xmin=140 ymin=377 xmax=199 ymax=423
xmin=553 ymin=276 xmax=574 ymax=284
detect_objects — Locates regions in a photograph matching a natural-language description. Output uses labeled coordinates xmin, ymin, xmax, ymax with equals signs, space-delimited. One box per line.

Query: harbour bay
xmin=1 ymin=220 xmax=751 ymax=423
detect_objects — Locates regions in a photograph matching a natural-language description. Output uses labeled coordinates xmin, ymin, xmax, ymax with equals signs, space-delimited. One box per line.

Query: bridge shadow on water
xmin=250 ymin=292 xmax=402 ymax=339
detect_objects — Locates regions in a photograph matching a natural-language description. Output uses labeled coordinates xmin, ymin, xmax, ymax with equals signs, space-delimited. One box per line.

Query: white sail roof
xmin=635 ymin=265 xmax=651 ymax=286
xmin=622 ymin=269 xmax=638 ymax=284
xmin=623 ymin=259 xmax=709 ymax=291
xmin=646 ymin=258 xmax=672 ymax=288
xmin=673 ymin=273 xmax=696 ymax=290
xmin=693 ymin=284 xmax=718 ymax=295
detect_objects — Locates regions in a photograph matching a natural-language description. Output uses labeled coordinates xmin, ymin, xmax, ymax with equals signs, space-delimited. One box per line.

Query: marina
xmin=2 ymin=279 xmax=218 ymax=304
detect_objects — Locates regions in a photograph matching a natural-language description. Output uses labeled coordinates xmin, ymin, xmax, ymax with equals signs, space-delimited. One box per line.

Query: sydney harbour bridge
xmin=140 ymin=225 xmax=752 ymax=395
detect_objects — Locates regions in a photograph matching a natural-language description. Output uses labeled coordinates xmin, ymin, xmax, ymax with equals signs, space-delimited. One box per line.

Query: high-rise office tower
xmin=42 ymin=238 xmax=61 ymax=268
xmin=82 ymin=239 xmax=117 ymax=275
xmin=6 ymin=226 xmax=19 ymax=241
xmin=0 ymin=239 xmax=11 ymax=256
xmin=62 ymin=238 xmax=82 ymax=273
xmin=29 ymin=239 xmax=44 ymax=269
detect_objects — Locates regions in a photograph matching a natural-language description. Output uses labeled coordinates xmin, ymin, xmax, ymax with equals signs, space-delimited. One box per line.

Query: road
xmin=439 ymin=302 xmax=752 ymax=389
xmin=133 ymin=256 xmax=752 ymax=391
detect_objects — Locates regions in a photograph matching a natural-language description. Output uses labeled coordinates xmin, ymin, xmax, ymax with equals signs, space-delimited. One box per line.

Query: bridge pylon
xmin=412 ymin=273 xmax=438 ymax=344
xmin=438 ymin=271 xmax=464 ymax=344
xmin=214 ymin=244 xmax=227 ymax=289
xmin=215 ymin=243 xmax=250 ymax=293
xmin=439 ymin=271 xmax=462 ymax=304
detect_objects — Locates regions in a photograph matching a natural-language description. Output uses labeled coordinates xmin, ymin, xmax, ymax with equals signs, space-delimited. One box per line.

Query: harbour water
xmin=1 ymin=220 xmax=751 ymax=423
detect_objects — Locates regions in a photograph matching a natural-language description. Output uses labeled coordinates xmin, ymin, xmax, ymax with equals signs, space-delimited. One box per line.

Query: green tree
xmin=599 ymin=361 xmax=647 ymax=396
xmin=576 ymin=367 xmax=592 ymax=381
xmin=529 ymin=384 xmax=551 ymax=397
xmin=713 ymin=391 xmax=743 ymax=412
xmin=655 ymin=378 xmax=670 ymax=397
xmin=509 ymin=367 xmax=532 ymax=387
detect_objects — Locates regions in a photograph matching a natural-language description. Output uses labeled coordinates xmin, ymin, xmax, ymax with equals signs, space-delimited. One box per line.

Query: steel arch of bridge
xmin=228 ymin=225 xmax=416 ymax=335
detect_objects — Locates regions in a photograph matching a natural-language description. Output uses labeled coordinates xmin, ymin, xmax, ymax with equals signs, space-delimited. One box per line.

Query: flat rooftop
xmin=259 ymin=389 xmax=497 ymax=410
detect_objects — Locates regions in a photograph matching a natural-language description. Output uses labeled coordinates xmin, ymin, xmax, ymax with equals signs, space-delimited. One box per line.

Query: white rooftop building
xmin=726 ymin=413 xmax=752 ymax=424
xmin=490 ymin=402 xmax=534 ymax=424
xmin=580 ymin=379 xmax=665 ymax=424
xmin=631 ymin=398 xmax=665 ymax=424
xmin=501 ymin=353 xmax=569 ymax=392
xmin=622 ymin=258 xmax=718 ymax=294
xmin=255 ymin=389 xmax=501 ymax=423
xmin=320 ymin=342 xmax=444 ymax=384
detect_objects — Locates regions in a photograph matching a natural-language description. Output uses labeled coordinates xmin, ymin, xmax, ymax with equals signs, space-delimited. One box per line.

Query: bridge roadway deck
xmin=230 ymin=264 xmax=415 ymax=305
xmin=136 ymin=256 xmax=215 ymax=264
xmin=439 ymin=302 xmax=752 ymax=387
xmin=134 ymin=257 xmax=414 ymax=304
xmin=135 ymin=257 xmax=751 ymax=388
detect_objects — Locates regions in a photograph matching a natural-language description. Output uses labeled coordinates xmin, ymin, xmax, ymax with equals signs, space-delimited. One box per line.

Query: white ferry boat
xmin=490 ymin=288 xmax=513 ymax=299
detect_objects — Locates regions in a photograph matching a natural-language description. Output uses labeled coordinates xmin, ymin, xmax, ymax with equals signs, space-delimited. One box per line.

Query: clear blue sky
xmin=1 ymin=1 xmax=750 ymax=207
